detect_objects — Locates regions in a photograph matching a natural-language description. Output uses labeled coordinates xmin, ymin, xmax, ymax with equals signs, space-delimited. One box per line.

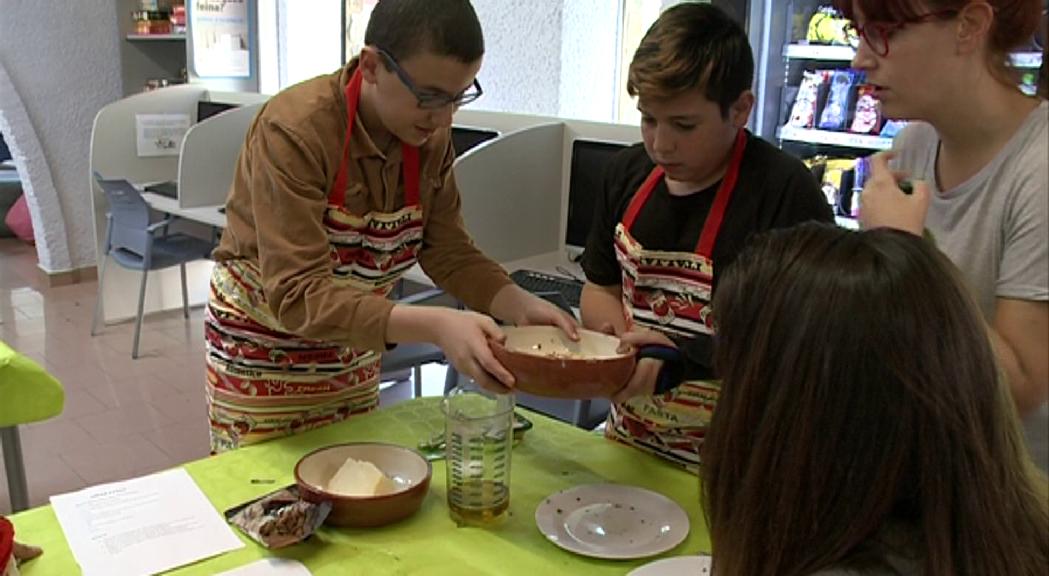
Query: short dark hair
xmin=364 ymin=0 xmax=484 ymax=63
xmin=628 ymin=3 xmax=754 ymax=116
xmin=703 ymin=223 xmax=1049 ymax=576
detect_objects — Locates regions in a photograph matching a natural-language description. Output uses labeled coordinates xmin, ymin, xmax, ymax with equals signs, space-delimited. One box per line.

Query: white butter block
xmin=326 ymin=457 xmax=396 ymax=497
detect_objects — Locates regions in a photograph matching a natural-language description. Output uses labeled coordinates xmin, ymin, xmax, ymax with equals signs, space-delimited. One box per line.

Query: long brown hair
xmin=703 ymin=224 xmax=1049 ymax=576
xmin=835 ymin=0 xmax=1042 ymax=88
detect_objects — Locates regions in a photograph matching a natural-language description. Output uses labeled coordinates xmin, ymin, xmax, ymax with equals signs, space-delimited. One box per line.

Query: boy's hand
xmin=490 ymin=285 xmax=579 ymax=340
xmin=431 ymin=309 xmax=515 ymax=394
xmin=611 ymin=358 xmax=663 ymax=403
xmin=859 ymin=152 xmax=931 ymax=236
xmin=609 ymin=328 xmax=677 ymax=403
xmin=514 ymin=295 xmax=579 ymax=340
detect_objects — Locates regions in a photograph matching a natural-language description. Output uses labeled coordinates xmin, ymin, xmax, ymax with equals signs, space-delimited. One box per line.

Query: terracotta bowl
xmin=295 ymin=442 xmax=431 ymax=528
xmin=491 ymin=326 xmax=635 ymax=399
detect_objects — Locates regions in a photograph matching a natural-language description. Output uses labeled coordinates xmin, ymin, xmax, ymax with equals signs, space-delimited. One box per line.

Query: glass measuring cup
xmin=442 ymin=382 xmax=514 ymax=526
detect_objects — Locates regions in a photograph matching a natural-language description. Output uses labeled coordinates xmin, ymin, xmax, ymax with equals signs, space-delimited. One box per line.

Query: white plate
xmin=627 ymin=555 xmax=712 ymax=575
xmin=535 ymin=483 xmax=690 ymax=560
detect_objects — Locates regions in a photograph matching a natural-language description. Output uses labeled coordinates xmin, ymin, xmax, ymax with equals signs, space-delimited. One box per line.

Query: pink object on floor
xmin=4 ymin=194 xmax=34 ymax=245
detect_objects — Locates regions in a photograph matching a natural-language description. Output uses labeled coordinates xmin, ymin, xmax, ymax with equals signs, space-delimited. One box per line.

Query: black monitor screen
xmin=197 ymin=101 xmax=238 ymax=122
xmin=566 ymin=139 xmax=627 ymax=248
xmin=451 ymin=126 xmax=498 ymax=156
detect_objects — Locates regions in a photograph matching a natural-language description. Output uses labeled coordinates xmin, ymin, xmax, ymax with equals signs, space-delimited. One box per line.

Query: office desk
xmin=11 ymin=397 xmax=710 ymax=575
xmin=402 ymin=251 xmax=585 ymax=290
xmin=140 ymin=191 xmax=227 ymax=229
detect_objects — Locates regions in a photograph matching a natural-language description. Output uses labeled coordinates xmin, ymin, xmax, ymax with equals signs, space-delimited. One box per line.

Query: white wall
xmin=0 ymin=0 xmax=123 ymax=273
xmin=471 ymin=0 xmax=564 ymax=116
xmin=276 ymin=0 xmax=342 ymax=88
xmin=470 ymin=0 xmax=623 ymax=123
xmin=558 ymin=0 xmax=621 ymax=122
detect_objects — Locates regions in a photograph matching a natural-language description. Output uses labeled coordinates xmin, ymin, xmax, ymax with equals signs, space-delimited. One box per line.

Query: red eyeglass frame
xmin=849 ymin=8 xmax=959 ymax=56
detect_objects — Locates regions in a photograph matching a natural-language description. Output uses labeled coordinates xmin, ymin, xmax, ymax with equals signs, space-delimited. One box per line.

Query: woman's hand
xmin=609 ymin=328 xmax=678 ymax=403
xmin=859 ymin=152 xmax=931 ymax=236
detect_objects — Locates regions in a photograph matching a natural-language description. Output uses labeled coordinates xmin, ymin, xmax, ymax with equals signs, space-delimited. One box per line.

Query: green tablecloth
xmin=12 ymin=397 xmax=710 ymax=575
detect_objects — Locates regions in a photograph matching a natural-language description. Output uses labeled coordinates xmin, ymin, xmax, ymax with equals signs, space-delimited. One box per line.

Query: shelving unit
xmin=777 ymin=126 xmax=893 ymax=151
xmin=116 ymin=0 xmax=187 ymax=95
xmin=783 ymin=43 xmax=1044 ymax=68
xmin=782 ymin=44 xmax=855 ymax=61
xmin=125 ymin=33 xmax=186 ymax=42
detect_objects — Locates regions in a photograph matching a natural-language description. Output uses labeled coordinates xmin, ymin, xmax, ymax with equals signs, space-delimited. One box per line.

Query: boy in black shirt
xmin=580 ymin=3 xmax=831 ymax=469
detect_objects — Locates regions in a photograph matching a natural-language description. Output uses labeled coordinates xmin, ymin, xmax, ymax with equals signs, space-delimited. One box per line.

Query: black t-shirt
xmin=581 ymin=131 xmax=833 ymax=381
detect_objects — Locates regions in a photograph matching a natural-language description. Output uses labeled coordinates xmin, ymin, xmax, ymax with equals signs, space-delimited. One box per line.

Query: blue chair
xmin=91 ymin=174 xmax=215 ymax=358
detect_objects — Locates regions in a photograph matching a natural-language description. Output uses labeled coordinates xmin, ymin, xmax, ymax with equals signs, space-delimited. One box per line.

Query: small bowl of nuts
xmin=490 ymin=326 xmax=635 ymax=399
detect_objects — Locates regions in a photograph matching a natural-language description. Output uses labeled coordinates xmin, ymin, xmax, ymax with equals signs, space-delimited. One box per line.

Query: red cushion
xmin=4 ymin=194 xmax=34 ymax=245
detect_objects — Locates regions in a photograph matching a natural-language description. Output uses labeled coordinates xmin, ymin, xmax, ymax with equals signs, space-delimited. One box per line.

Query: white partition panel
xmin=453 ymin=109 xmax=557 ymax=136
xmin=89 ymin=86 xmax=213 ymax=326
xmin=454 ymin=123 xmax=566 ymax=264
xmin=178 ymin=102 xmax=263 ymax=208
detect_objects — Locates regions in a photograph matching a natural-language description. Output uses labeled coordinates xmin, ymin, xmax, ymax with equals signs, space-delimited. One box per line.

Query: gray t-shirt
xmin=892 ymin=101 xmax=1049 ymax=471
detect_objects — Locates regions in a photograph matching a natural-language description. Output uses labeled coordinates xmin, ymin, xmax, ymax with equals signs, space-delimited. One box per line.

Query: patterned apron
xmin=605 ymin=130 xmax=746 ymax=471
xmin=205 ymin=68 xmax=423 ymax=453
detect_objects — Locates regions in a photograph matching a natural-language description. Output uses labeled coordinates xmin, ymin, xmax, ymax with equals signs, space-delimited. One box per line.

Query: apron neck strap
xmin=695 ymin=128 xmax=746 ymax=256
xmin=329 ymin=67 xmax=421 ymax=208
xmin=622 ymin=129 xmax=748 ymax=259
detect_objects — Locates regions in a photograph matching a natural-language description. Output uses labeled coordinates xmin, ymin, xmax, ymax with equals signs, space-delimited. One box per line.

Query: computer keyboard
xmin=144 ymin=181 xmax=178 ymax=199
xmin=510 ymin=269 xmax=583 ymax=308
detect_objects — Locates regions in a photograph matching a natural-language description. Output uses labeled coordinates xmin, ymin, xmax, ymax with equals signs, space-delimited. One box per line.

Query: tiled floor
xmin=0 ymin=238 xmax=446 ymax=514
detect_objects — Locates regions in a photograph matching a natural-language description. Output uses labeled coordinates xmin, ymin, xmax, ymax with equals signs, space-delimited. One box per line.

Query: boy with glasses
xmin=205 ymin=0 xmax=575 ymax=452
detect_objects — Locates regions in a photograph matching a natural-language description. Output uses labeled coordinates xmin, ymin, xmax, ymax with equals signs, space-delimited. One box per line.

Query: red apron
xmin=205 ymin=68 xmax=423 ymax=453
xmin=606 ymin=130 xmax=746 ymax=471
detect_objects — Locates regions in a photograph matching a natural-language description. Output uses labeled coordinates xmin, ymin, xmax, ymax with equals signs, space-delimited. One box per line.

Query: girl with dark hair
xmin=834 ymin=0 xmax=1048 ymax=470
xmin=703 ymin=223 xmax=1049 ymax=576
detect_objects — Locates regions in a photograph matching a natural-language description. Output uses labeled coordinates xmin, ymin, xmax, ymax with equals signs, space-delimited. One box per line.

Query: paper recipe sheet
xmin=50 ymin=468 xmax=244 ymax=576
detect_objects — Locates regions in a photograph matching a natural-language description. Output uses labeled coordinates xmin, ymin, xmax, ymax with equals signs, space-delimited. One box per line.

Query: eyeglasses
xmin=846 ymin=8 xmax=958 ymax=57
xmin=375 ymin=48 xmax=483 ymax=109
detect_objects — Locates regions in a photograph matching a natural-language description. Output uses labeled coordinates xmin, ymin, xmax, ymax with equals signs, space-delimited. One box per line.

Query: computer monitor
xmin=197 ymin=101 xmax=238 ymax=123
xmin=451 ymin=126 xmax=498 ymax=156
xmin=565 ymin=139 xmax=628 ymax=252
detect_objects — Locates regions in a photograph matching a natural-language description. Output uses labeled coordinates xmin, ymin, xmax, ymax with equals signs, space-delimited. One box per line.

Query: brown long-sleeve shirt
xmin=213 ymin=61 xmax=512 ymax=352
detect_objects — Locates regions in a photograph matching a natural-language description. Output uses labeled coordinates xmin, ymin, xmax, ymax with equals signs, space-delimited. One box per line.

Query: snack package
xmin=789 ymin=71 xmax=828 ymax=129
xmin=834 ymin=168 xmax=857 ymax=216
xmin=849 ymin=85 xmax=883 ymax=134
xmin=850 ymin=156 xmax=871 ymax=218
xmin=821 ymin=158 xmax=857 ymax=207
xmin=804 ymin=155 xmax=829 ymax=184
xmin=879 ymin=120 xmax=908 ymax=138
xmin=806 ymin=6 xmax=856 ymax=46
xmin=819 ymin=70 xmax=859 ymax=131
xmin=226 ymin=485 xmax=331 ymax=549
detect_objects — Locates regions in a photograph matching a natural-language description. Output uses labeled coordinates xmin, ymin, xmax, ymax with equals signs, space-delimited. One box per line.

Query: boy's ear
xmin=359 ymin=46 xmax=382 ymax=84
xmin=729 ymin=90 xmax=755 ymax=129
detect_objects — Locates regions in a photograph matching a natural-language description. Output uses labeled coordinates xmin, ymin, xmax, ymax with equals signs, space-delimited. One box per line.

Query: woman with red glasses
xmin=836 ymin=0 xmax=1048 ymax=472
